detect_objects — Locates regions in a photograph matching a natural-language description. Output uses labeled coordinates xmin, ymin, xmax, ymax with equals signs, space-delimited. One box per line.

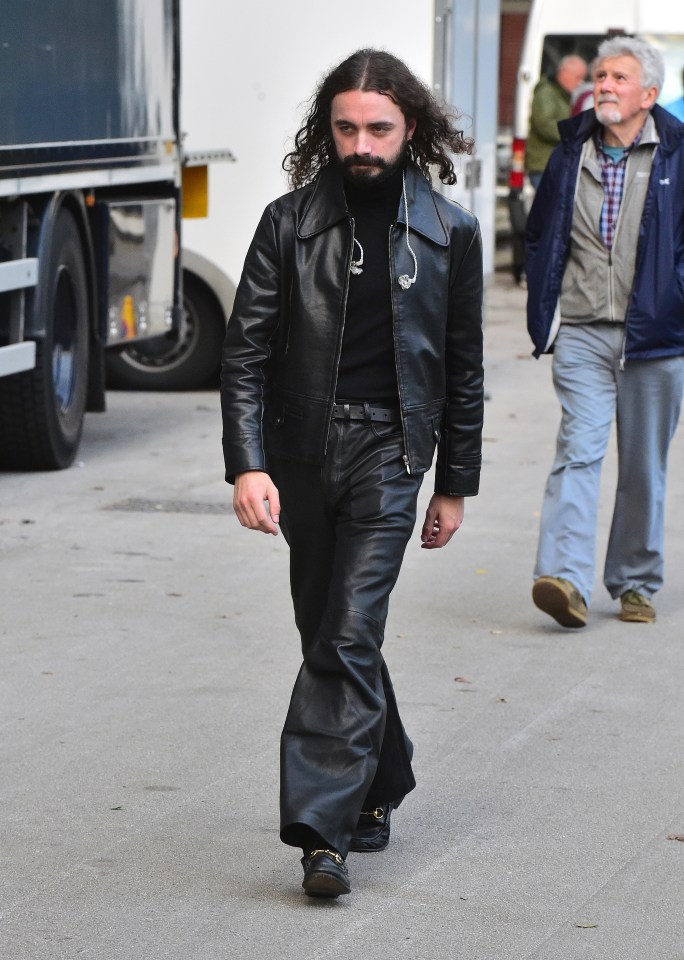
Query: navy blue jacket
xmin=526 ymin=104 xmax=684 ymax=359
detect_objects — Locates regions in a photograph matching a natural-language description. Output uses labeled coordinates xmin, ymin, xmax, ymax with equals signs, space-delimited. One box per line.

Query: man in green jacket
xmin=525 ymin=55 xmax=587 ymax=188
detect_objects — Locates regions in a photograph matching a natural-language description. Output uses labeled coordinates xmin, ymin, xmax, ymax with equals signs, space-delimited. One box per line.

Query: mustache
xmin=342 ymin=154 xmax=388 ymax=169
xmin=597 ymin=95 xmax=619 ymax=105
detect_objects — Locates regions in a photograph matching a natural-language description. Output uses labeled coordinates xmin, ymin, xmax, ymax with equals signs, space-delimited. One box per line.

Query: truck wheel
xmin=0 ymin=209 xmax=89 ymax=470
xmin=105 ymin=272 xmax=225 ymax=390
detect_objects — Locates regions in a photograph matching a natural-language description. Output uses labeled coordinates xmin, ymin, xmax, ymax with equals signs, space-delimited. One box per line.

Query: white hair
xmin=596 ymin=36 xmax=665 ymax=92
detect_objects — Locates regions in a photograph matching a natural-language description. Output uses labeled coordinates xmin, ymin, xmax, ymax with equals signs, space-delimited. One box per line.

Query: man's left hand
xmin=420 ymin=494 xmax=464 ymax=549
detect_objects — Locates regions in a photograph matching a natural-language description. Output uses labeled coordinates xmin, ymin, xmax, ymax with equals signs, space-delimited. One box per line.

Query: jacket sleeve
xmin=434 ymin=222 xmax=484 ymax=497
xmin=525 ymin=146 xmax=565 ymax=356
xmin=530 ymin=83 xmax=565 ymax=146
xmin=220 ymin=204 xmax=281 ymax=483
xmin=525 ymin=156 xmax=557 ymax=274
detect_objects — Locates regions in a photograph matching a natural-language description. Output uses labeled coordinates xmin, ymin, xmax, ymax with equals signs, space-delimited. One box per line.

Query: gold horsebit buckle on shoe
xmin=360 ymin=808 xmax=385 ymax=820
xmin=307 ymin=848 xmax=345 ymax=865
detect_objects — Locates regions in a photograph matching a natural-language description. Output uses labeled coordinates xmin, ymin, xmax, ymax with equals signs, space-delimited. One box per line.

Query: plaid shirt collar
xmin=595 ymin=127 xmax=644 ymax=249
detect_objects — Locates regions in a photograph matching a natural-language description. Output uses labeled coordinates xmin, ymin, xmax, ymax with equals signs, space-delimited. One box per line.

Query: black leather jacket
xmin=221 ymin=163 xmax=484 ymax=496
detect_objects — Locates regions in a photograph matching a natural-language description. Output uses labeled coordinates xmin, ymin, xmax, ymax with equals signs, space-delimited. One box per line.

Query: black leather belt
xmin=331 ymin=402 xmax=401 ymax=423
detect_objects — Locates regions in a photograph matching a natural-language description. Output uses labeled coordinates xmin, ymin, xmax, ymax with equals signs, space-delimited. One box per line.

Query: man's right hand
xmin=233 ymin=471 xmax=280 ymax=535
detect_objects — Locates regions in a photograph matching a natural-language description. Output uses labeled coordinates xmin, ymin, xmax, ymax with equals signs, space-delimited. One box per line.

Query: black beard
xmin=340 ymin=144 xmax=408 ymax=188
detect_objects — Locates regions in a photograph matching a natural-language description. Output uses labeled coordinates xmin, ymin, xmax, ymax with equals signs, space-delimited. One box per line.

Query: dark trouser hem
xmin=281 ymin=822 xmax=334 ymax=854
xmin=361 ymin=661 xmax=416 ymax=808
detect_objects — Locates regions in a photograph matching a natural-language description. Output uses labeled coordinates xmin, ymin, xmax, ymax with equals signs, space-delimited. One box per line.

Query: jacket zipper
xmin=609 ymin=172 xmax=622 ymax=367
xmin=608 ymin=248 xmax=615 ymax=323
xmin=620 ymin=143 xmax=659 ymax=371
xmin=323 ymin=218 xmax=354 ymax=456
xmin=610 ymin=145 xmax=646 ymax=371
xmin=608 ymin=250 xmax=628 ymax=370
xmin=389 ymin=222 xmax=411 ymax=473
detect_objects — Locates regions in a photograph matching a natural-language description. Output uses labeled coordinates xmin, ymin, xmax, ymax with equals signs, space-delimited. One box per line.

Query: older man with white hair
xmin=526 ymin=36 xmax=684 ymax=628
xmin=525 ymin=54 xmax=588 ymax=188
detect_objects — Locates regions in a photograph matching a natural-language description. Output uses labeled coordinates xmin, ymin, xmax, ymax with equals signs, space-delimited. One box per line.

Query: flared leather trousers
xmin=270 ymin=417 xmax=423 ymax=857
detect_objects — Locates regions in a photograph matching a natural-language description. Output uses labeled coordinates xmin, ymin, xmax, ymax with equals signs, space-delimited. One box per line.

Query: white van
xmin=507 ymin=0 xmax=684 ymax=280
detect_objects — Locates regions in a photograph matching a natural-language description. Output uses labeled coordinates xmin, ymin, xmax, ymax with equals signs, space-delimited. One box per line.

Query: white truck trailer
xmin=0 ymin=0 xmax=189 ymax=469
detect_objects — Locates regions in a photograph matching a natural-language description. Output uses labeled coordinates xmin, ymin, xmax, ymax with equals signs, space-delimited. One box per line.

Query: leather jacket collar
xmin=298 ymin=162 xmax=449 ymax=247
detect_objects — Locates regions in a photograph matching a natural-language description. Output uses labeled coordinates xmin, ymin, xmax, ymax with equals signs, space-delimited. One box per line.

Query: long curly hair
xmin=282 ymin=49 xmax=474 ymax=189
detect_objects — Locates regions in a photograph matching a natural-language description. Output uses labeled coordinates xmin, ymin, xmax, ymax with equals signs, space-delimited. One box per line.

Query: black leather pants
xmin=270 ymin=418 xmax=423 ymax=857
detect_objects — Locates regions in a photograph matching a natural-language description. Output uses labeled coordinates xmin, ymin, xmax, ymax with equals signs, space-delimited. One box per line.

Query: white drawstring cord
xmin=397 ymin=172 xmax=417 ymax=290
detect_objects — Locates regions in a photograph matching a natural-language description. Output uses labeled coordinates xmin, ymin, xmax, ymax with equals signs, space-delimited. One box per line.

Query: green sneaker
xmin=532 ymin=576 xmax=588 ymax=628
xmin=620 ymin=590 xmax=656 ymax=623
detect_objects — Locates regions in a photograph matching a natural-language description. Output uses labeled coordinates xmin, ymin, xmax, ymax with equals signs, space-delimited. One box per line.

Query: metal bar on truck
xmin=0 ymin=258 xmax=38 ymax=294
xmin=182 ymin=148 xmax=236 ymax=166
xmin=0 ymin=342 xmax=36 ymax=377
xmin=0 ymin=164 xmax=179 ymax=199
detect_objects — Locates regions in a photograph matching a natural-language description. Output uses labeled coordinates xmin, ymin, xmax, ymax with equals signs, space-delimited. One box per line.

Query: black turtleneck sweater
xmin=336 ymin=166 xmax=403 ymax=403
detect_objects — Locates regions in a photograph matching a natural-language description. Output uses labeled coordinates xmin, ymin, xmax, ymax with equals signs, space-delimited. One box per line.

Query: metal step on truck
xmin=0 ymin=0 xmax=191 ymax=470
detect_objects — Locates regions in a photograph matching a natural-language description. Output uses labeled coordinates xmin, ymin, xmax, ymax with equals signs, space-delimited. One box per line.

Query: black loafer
xmin=301 ymin=849 xmax=351 ymax=898
xmin=349 ymin=803 xmax=393 ymax=853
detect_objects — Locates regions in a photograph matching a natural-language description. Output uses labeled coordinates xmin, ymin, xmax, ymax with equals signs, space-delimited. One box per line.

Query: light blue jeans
xmin=534 ymin=323 xmax=684 ymax=604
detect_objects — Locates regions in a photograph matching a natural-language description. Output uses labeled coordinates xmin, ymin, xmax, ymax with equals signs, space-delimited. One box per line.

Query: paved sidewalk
xmin=1 ymin=275 xmax=683 ymax=960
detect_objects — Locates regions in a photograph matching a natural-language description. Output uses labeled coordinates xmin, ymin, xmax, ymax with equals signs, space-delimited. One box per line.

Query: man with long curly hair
xmin=221 ymin=49 xmax=484 ymax=898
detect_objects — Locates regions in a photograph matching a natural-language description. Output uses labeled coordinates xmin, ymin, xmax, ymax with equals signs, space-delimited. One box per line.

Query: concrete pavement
xmin=1 ymin=274 xmax=683 ymax=959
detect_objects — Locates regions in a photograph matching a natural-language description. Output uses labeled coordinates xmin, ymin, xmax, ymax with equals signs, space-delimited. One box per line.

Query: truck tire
xmin=0 ymin=209 xmax=89 ymax=470
xmin=105 ymin=272 xmax=225 ymax=390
